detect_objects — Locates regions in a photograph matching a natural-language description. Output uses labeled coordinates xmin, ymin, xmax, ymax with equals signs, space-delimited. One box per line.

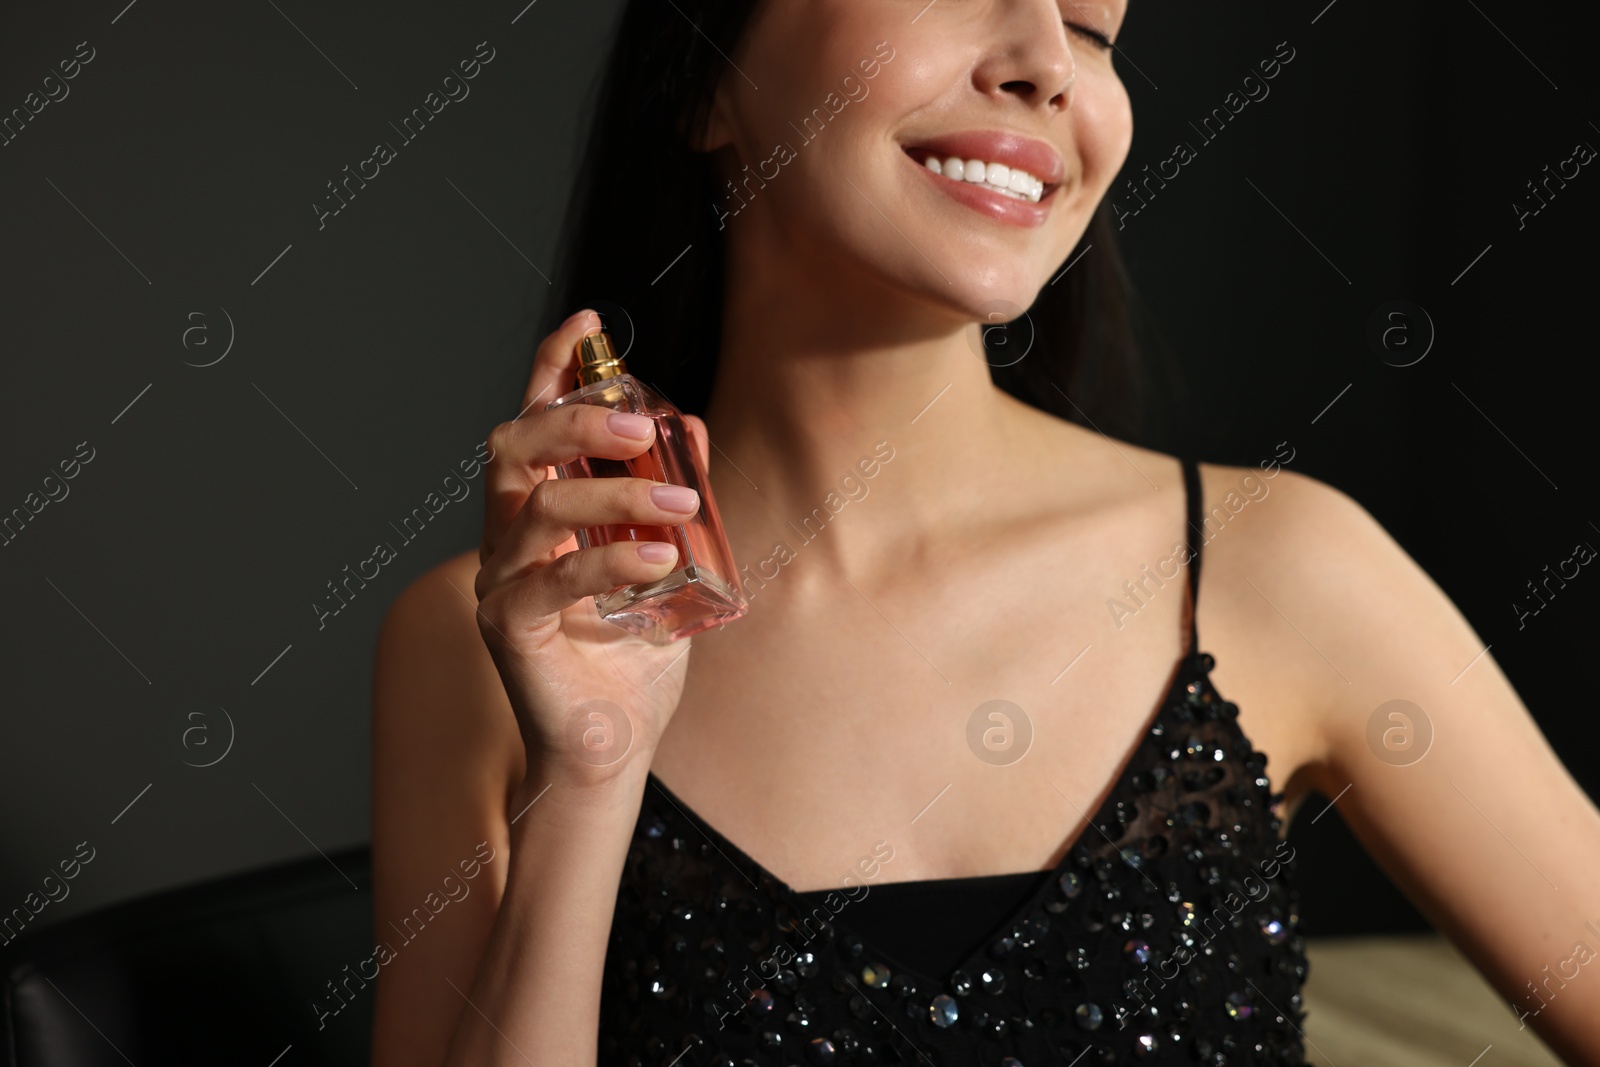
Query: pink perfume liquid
xmin=548 ymin=368 xmax=748 ymax=644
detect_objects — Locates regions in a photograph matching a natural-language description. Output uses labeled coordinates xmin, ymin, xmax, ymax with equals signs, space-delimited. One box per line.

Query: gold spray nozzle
xmin=575 ymin=327 xmax=626 ymax=385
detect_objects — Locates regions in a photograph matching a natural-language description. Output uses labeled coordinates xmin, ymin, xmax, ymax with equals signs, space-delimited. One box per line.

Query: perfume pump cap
xmin=576 ymin=327 xmax=627 ymax=385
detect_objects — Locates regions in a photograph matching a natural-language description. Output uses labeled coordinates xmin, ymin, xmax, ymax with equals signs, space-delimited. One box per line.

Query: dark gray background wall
xmin=0 ymin=0 xmax=589 ymax=927
xmin=2 ymin=0 xmax=1595 ymax=940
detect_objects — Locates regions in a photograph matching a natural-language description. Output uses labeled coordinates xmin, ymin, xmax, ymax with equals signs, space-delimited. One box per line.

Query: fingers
xmin=478 ymin=476 xmax=700 ymax=591
xmin=490 ymin=404 xmax=657 ymax=476
xmin=520 ymin=308 xmax=599 ymax=415
xmin=478 ymin=306 xmax=708 ymax=634
xmin=484 ymin=302 xmax=653 ymax=566
xmin=481 ymin=405 xmax=660 ymax=561
xmin=480 ymin=540 xmax=682 ymax=630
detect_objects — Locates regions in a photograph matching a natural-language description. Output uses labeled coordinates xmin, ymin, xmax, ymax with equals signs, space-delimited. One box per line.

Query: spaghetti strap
xmin=1181 ymin=457 xmax=1204 ymax=656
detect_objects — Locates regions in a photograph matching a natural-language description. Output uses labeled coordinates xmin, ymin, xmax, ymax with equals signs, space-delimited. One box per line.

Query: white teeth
xmin=918 ymin=152 xmax=1044 ymax=203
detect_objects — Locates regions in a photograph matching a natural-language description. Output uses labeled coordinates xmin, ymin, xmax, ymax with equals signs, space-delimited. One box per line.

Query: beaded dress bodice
xmin=598 ymin=459 xmax=1310 ymax=1065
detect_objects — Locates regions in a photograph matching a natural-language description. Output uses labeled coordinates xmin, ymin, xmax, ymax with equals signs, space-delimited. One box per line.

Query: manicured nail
xmin=650 ymin=484 xmax=700 ymax=513
xmin=637 ymin=541 xmax=676 ymax=563
xmin=608 ymin=412 xmax=654 ymax=439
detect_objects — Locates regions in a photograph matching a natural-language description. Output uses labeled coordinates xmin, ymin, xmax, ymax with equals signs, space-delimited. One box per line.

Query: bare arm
xmin=371 ymin=553 xmax=665 ymax=1066
xmin=370 ymin=556 xmax=510 ymax=1066
xmin=441 ymin=757 xmax=651 ymax=1065
xmin=369 ymin=310 xmax=717 ymax=1065
xmin=1222 ymin=467 xmax=1600 ymax=1064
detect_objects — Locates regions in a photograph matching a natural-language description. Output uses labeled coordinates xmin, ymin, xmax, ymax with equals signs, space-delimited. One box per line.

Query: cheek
xmin=1073 ymin=79 xmax=1133 ymax=194
xmin=728 ymin=26 xmax=908 ymax=211
xmin=735 ymin=4 xmax=891 ymax=137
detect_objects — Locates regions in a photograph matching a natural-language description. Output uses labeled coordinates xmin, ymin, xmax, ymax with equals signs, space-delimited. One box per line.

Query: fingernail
xmin=650 ymin=484 xmax=700 ymax=513
xmin=608 ymin=412 xmax=654 ymax=439
xmin=562 ymin=308 xmax=595 ymax=329
xmin=637 ymin=541 xmax=677 ymax=563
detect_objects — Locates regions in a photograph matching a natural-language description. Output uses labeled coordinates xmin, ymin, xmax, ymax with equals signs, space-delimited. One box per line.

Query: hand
xmin=473 ymin=309 xmax=711 ymax=791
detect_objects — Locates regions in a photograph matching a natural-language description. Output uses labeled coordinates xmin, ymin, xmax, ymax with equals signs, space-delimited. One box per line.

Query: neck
xmin=702 ymin=238 xmax=1034 ymax=580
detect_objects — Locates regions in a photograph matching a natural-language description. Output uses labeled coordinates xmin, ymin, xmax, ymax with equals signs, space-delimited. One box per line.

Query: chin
xmin=895 ymin=226 xmax=1086 ymax=320
xmin=927 ymin=269 xmax=1051 ymax=325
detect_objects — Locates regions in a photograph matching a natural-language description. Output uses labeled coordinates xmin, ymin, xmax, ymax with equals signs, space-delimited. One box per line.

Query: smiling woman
xmin=368 ymin=1 xmax=1600 ymax=1065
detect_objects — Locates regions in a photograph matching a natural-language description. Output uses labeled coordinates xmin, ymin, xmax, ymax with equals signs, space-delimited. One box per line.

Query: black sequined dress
xmin=600 ymin=458 xmax=1310 ymax=1065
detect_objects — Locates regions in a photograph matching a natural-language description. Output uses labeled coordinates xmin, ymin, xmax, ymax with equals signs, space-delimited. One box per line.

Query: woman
xmin=368 ymin=0 xmax=1600 ymax=1063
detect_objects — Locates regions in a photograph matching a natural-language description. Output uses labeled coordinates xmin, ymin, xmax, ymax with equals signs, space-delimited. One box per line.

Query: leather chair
xmin=0 ymin=847 xmax=374 ymax=1066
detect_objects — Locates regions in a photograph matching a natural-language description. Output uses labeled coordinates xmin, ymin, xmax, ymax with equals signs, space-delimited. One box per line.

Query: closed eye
xmin=1066 ymin=21 xmax=1113 ymax=50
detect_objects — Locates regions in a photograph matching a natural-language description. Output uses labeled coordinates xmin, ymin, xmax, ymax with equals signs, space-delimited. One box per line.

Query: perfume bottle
xmin=545 ymin=325 xmax=749 ymax=643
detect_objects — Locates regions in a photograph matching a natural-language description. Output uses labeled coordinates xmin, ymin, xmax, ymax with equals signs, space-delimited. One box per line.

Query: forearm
xmin=440 ymin=759 xmax=648 ymax=1066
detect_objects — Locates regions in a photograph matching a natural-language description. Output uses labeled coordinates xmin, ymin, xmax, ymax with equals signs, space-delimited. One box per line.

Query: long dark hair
xmin=540 ymin=0 xmax=1150 ymax=441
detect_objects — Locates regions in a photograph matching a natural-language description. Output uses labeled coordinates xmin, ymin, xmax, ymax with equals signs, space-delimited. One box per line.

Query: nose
xmin=972 ymin=0 xmax=1080 ymax=112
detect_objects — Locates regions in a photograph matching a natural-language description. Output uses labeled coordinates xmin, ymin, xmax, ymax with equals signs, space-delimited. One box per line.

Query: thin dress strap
xmin=1181 ymin=458 xmax=1204 ymax=657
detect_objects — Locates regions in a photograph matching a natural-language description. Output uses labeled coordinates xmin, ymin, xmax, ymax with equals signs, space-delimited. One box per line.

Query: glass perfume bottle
xmin=545 ymin=325 xmax=749 ymax=643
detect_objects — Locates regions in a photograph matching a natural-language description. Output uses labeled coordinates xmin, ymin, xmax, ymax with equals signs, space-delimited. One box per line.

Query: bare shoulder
xmin=1192 ymin=453 xmax=1462 ymax=709
xmin=1163 ymin=452 xmax=1413 ymax=816
xmin=1185 ymin=453 xmax=1498 ymax=800
xmin=1192 ymin=451 xmax=1527 ymax=730
xmin=1019 ymin=418 xmax=1338 ymax=812
xmin=1185 ymin=466 xmax=1600 ymax=1060
xmin=1194 ymin=452 xmax=1392 ymax=589
xmin=1192 ymin=451 xmax=1402 ymax=655
xmin=369 ymin=547 xmax=524 ymax=1066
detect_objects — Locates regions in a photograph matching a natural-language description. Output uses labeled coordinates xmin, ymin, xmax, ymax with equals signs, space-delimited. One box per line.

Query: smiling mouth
xmin=902 ymin=145 xmax=1055 ymax=204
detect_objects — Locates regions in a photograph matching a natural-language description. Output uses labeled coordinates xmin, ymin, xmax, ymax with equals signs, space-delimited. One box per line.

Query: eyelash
xmin=1065 ymin=21 xmax=1113 ymax=50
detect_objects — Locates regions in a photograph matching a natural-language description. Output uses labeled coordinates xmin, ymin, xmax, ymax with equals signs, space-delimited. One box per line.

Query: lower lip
xmin=904 ymin=149 xmax=1055 ymax=228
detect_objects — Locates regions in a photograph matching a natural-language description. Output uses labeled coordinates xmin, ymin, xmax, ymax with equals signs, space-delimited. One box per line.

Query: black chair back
xmin=1 ymin=847 xmax=374 ymax=1066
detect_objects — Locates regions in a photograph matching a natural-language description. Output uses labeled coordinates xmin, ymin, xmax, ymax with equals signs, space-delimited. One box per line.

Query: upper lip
xmin=900 ymin=130 xmax=1066 ymax=189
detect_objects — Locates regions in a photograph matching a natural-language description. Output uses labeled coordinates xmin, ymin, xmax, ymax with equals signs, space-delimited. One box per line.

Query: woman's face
xmin=702 ymin=0 xmax=1133 ymax=323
